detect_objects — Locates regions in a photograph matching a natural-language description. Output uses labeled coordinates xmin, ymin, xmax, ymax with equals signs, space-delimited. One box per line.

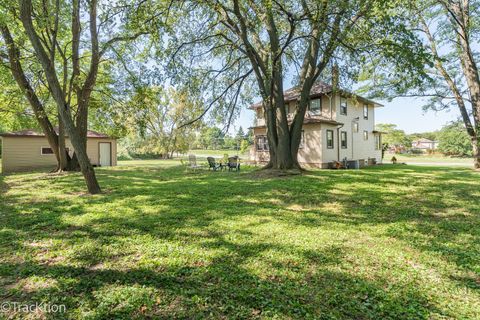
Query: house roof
xmin=0 ymin=128 xmax=112 ymax=138
xmin=413 ymin=138 xmax=435 ymax=143
xmin=250 ymin=117 xmax=343 ymax=130
xmin=249 ymin=81 xmax=384 ymax=109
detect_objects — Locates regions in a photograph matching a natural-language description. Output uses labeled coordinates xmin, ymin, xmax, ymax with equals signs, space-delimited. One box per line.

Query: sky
xmin=234 ymin=95 xmax=461 ymax=134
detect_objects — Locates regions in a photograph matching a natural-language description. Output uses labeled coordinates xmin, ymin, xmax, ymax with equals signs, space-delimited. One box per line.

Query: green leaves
xmin=438 ymin=121 xmax=473 ymax=157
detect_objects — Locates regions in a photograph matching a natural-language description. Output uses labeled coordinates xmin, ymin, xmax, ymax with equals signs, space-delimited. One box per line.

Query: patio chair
xmin=207 ymin=157 xmax=222 ymax=171
xmin=227 ymin=156 xmax=240 ymax=171
xmin=187 ymin=154 xmax=203 ymax=172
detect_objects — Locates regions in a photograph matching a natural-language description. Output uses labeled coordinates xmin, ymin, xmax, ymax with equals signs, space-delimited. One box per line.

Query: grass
xmin=0 ymin=161 xmax=479 ymax=319
xmin=386 ymin=152 xmax=472 ymax=164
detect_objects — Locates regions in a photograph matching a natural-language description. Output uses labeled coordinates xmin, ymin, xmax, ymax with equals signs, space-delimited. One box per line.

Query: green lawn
xmin=0 ymin=161 xmax=479 ymax=319
xmin=386 ymin=152 xmax=472 ymax=164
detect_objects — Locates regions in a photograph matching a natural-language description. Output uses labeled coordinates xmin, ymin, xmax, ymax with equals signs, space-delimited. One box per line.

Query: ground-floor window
xmin=326 ymin=130 xmax=334 ymax=149
xmin=341 ymin=131 xmax=347 ymax=149
xmin=41 ymin=147 xmax=70 ymax=155
xmin=256 ymin=135 xmax=269 ymax=151
xmin=363 ymin=130 xmax=369 ymax=140
xmin=299 ymin=130 xmax=305 ymax=149
xmin=41 ymin=147 xmax=54 ymax=155
xmin=375 ymin=135 xmax=381 ymax=150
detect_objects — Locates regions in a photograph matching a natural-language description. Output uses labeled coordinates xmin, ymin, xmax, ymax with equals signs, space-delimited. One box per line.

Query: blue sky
xmin=235 ymin=96 xmax=461 ymax=134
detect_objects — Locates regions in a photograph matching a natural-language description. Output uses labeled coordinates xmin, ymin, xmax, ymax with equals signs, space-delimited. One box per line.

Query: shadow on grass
xmin=0 ymin=164 xmax=478 ymax=318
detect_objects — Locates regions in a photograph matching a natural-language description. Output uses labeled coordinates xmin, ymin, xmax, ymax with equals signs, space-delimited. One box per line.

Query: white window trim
xmin=326 ymin=130 xmax=334 ymax=149
xmin=341 ymin=131 xmax=347 ymax=149
xmin=40 ymin=146 xmax=53 ymax=155
xmin=309 ymin=98 xmax=322 ymax=115
xmin=363 ymin=104 xmax=368 ymax=119
xmin=340 ymin=97 xmax=347 ymax=115
xmin=299 ymin=130 xmax=305 ymax=149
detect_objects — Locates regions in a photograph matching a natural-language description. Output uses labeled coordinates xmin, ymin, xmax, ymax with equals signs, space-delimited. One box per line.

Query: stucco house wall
xmin=250 ymin=82 xmax=383 ymax=168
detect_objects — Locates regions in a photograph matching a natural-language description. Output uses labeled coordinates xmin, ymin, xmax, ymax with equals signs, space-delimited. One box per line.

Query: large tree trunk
xmin=57 ymin=116 xmax=67 ymax=171
xmin=472 ymin=136 xmax=480 ymax=169
xmin=20 ymin=0 xmax=101 ymax=194
xmin=0 ymin=24 xmax=62 ymax=167
xmin=443 ymin=1 xmax=480 ymax=169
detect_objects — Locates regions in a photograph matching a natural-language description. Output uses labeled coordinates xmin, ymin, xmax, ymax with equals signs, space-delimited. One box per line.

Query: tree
xmin=120 ymin=87 xmax=204 ymax=158
xmin=409 ymin=131 xmax=438 ymax=142
xmin=360 ymin=0 xmax=480 ymax=168
xmin=1 ymin=0 xmax=165 ymax=193
xmin=438 ymin=121 xmax=472 ymax=157
xmin=376 ymin=123 xmax=411 ymax=153
xmin=171 ymin=0 xmax=424 ymax=170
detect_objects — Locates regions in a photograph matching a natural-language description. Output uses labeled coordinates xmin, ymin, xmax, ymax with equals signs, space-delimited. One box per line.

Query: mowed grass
xmin=0 ymin=162 xmax=479 ymax=319
xmin=385 ymin=152 xmax=472 ymax=164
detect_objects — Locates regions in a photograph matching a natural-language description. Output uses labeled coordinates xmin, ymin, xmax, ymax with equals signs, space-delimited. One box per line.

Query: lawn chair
xmin=227 ymin=156 xmax=240 ymax=171
xmin=187 ymin=154 xmax=203 ymax=172
xmin=207 ymin=157 xmax=222 ymax=171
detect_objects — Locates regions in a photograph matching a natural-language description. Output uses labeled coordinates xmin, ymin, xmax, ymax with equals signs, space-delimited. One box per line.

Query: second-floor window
xmin=340 ymin=97 xmax=347 ymax=115
xmin=363 ymin=130 xmax=369 ymax=140
xmin=375 ymin=135 xmax=381 ymax=150
xmin=363 ymin=104 xmax=368 ymax=119
xmin=326 ymin=130 xmax=334 ymax=149
xmin=341 ymin=131 xmax=347 ymax=149
xmin=353 ymin=122 xmax=359 ymax=133
xmin=309 ymin=98 xmax=321 ymax=115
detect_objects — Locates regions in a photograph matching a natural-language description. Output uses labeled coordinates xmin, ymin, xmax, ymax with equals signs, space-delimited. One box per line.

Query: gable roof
xmin=249 ymin=81 xmax=384 ymax=109
xmin=0 ymin=128 xmax=112 ymax=138
xmin=413 ymin=138 xmax=435 ymax=143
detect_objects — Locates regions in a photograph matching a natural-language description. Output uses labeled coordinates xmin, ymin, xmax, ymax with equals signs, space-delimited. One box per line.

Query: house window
xmin=309 ymin=98 xmax=322 ymax=115
xmin=353 ymin=122 xmax=359 ymax=133
xmin=375 ymin=135 xmax=381 ymax=150
xmin=340 ymin=97 xmax=347 ymax=115
xmin=299 ymin=130 xmax=305 ymax=149
xmin=363 ymin=104 xmax=368 ymax=119
xmin=341 ymin=131 xmax=347 ymax=149
xmin=256 ymin=135 xmax=269 ymax=151
xmin=326 ymin=130 xmax=334 ymax=149
xmin=41 ymin=147 xmax=54 ymax=155
xmin=363 ymin=130 xmax=368 ymax=140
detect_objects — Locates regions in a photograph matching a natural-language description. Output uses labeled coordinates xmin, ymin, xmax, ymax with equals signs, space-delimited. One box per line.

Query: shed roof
xmin=0 ymin=128 xmax=112 ymax=138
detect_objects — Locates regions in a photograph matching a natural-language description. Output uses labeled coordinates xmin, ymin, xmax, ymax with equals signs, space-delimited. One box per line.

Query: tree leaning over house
xmin=171 ymin=0 xmax=426 ymax=170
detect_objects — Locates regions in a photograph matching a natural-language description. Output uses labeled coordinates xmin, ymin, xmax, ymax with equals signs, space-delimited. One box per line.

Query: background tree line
xmin=377 ymin=121 xmax=473 ymax=157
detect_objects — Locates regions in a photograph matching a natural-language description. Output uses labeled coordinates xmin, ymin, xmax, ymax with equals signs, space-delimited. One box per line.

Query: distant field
xmin=385 ymin=152 xmax=472 ymax=165
xmin=185 ymin=149 xmax=248 ymax=157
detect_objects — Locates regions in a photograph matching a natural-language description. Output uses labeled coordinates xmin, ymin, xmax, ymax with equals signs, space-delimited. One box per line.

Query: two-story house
xmin=249 ymin=82 xmax=384 ymax=168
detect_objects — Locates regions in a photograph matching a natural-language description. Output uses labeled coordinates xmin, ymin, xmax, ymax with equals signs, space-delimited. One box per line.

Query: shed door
xmin=99 ymin=142 xmax=111 ymax=167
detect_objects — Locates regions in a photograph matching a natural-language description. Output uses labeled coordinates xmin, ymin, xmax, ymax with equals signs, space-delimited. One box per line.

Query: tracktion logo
xmin=1 ymin=301 xmax=66 ymax=314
